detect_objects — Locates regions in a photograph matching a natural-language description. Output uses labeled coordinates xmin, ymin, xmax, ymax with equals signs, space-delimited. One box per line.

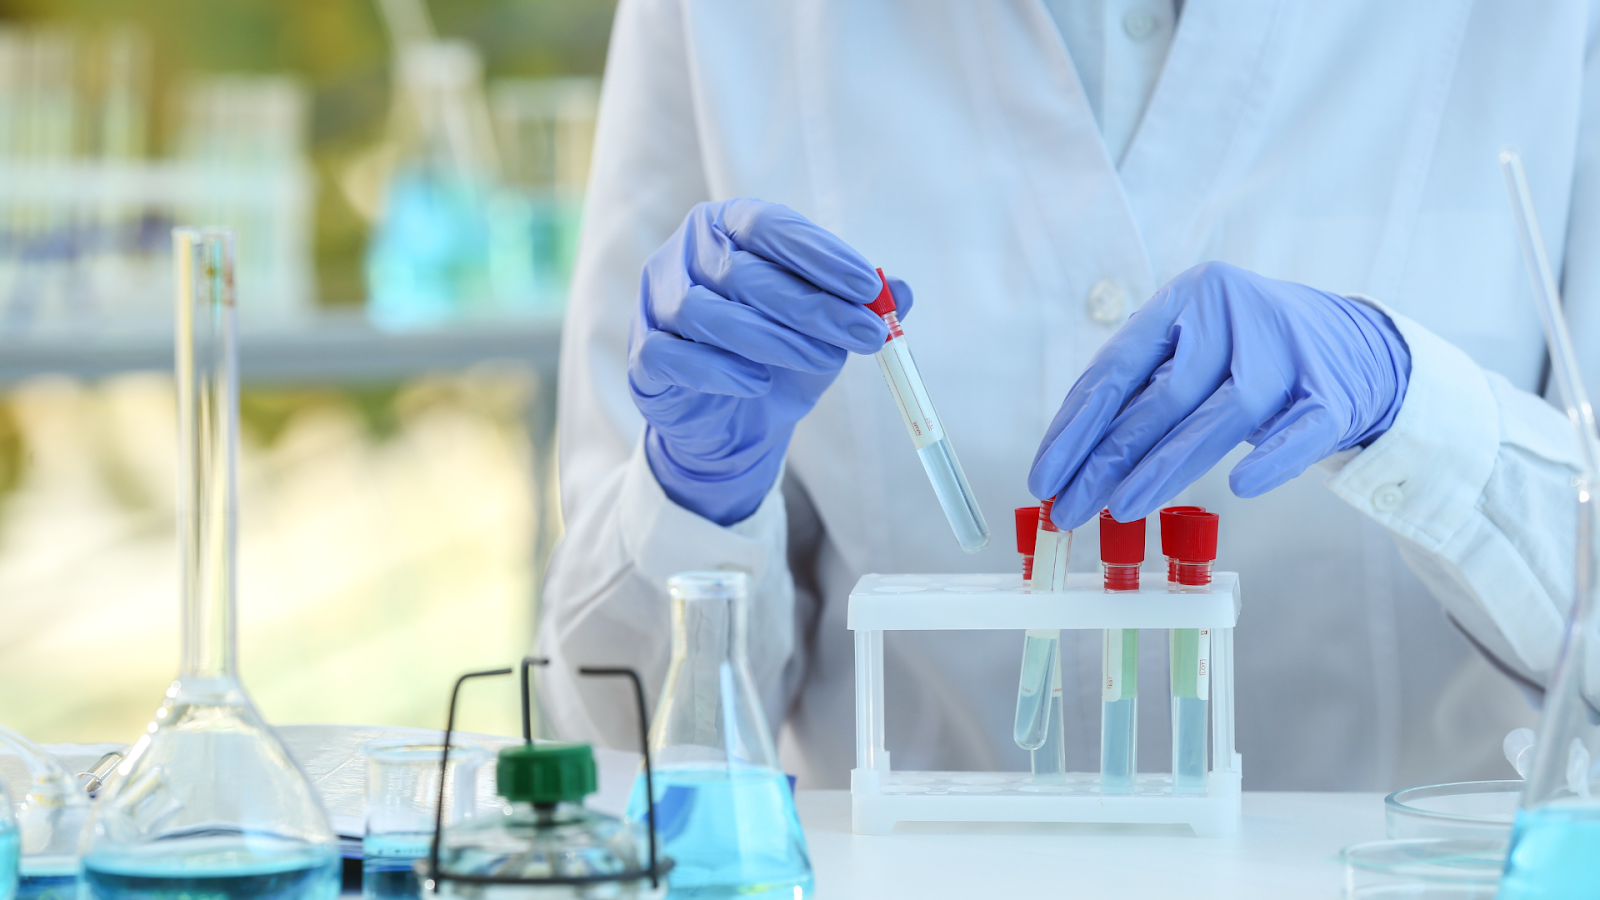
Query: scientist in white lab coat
xmin=537 ymin=1 xmax=1596 ymax=791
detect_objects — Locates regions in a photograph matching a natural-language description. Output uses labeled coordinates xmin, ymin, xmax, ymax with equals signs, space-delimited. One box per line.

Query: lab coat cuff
xmin=616 ymin=439 xmax=785 ymax=587
xmin=1323 ymin=302 xmax=1499 ymax=550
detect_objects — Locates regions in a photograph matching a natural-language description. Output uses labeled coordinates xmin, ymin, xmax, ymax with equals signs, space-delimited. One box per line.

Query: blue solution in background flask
xmin=1500 ymin=807 xmax=1600 ymax=899
xmin=631 ymin=572 xmax=812 ymax=898
xmin=0 ymin=799 xmax=18 ymax=900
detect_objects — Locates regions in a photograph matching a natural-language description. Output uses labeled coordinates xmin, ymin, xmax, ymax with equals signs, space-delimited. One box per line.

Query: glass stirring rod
xmin=867 ymin=269 xmax=990 ymax=552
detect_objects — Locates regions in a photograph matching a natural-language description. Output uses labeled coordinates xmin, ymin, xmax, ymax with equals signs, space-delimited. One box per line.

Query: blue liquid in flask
xmin=18 ymin=872 xmax=76 ymax=900
xmin=83 ymin=838 xmax=340 ymax=900
xmin=0 ymin=826 xmax=17 ymax=900
xmin=629 ymin=766 xmax=812 ymax=899
xmin=1498 ymin=806 xmax=1600 ymax=900
xmin=362 ymin=833 xmax=430 ymax=900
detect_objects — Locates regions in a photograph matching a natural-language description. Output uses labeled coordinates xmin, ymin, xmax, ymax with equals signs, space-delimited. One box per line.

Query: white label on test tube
xmin=1104 ymin=628 xmax=1126 ymax=702
xmin=1031 ymin=529 xmax=1071 ymax=592
xmin=1196 ymin=628 xmax=1210 ymax=701
xmin=874 ymin=319 xmax=945 ymax=450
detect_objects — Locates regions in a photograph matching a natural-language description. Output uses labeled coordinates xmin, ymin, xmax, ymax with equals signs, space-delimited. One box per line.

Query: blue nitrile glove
xmin=1029 ymin=262 xmax=1410 ymax=530
xmin=630 ymin=199 xmax=913 ymax=525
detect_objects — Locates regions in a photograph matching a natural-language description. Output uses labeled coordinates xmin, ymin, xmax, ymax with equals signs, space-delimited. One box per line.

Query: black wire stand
xmin=421 ymin=656 xmax=672 ymax=892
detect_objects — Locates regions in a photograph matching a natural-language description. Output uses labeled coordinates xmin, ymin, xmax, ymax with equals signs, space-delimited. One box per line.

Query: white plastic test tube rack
xmin=849 ymin=571 xmax=1242 ymax=837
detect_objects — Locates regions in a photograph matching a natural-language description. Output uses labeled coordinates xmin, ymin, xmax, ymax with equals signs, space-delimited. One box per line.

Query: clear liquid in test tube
xmin=867 ymin=269 xmax=989 ymax=553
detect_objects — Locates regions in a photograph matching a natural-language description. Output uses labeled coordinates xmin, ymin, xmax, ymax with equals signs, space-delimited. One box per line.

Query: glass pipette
xmin=867 ymin=270 xmax=989 ymax=552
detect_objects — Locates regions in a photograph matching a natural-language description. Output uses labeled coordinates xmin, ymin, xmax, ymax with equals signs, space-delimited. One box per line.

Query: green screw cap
xmin=496 ymin=742 xmax=596 ymax=805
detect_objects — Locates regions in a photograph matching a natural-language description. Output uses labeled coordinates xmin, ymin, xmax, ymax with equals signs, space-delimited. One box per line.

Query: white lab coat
xmin=538 ymin=0 xmax=1599 ymax=791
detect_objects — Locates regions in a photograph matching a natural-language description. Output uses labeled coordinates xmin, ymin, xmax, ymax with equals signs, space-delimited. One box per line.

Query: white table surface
xmin=795 ymin=790 xmax=1387 ymax=899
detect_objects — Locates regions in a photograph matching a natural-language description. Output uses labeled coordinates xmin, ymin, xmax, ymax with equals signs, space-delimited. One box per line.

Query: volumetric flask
xmin=626 ymin=572 xmax=813 ymax=899
xmin=359 ymin=741 xmax=489 ymax=900
xmin=79 ymin=229 xmax=341 ymax=900
xmin=0 ymin=725 xmax=87 ymax=900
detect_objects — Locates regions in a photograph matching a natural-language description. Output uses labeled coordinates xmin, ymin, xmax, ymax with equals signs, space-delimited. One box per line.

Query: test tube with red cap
xmin=1014 ymin=506 xmax=1039 ymax=583
xmin=1030 ymin=498 xmax=1072 ymax=592
xmin=1161 ymin=506 xmax=1219 ymax=794
xmin=1099 ymin=510 xmax=1145 ymax=793
xmin=867 ymin=269 xmax=989 ymax=553
xmin=1011 ymin=505 xmax=1066 ymax=781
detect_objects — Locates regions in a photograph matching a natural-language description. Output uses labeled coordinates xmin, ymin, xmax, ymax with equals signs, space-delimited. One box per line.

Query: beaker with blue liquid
xmin=627 ymin=572 xmax=813 ymax=899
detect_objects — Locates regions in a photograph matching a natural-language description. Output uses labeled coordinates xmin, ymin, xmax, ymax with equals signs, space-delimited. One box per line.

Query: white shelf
xmin=848 ymin=571 xmax=1240 ymax=631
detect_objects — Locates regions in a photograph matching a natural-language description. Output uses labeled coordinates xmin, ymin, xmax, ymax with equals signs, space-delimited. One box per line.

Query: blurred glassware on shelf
xmin=0 ymin=726 xmax=87 ymax=900
xmin=364 ymin=39 xmax=500 ymax=330
xmin=360 ymin=0 xmax=597 ymax=329
xmin=487 ymin=77 xmax=598 ymax=320
xmin=0 ymin=24 xmax=314 ymax=334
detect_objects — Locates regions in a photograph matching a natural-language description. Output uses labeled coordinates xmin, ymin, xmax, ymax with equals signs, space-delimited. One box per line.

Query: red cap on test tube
xmin=1159 ymin=506 xmax=1206 ymax=582
xmin=1161 ymin=507 xmax=1218 ymax=587
xmin=1015 ymin=506 xmax=1040 ymax=581
xmin=868 ymin=269 xmax=898 ymax=318
xmin=1037 ymin=497 xmax=1061 ymax=533
xmin=1099 ymin=510 xmax=1145 ymax=591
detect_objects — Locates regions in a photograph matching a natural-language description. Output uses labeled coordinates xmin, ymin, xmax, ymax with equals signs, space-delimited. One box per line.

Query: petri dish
xmin=1340 ymin=838 xmax=1504 ymax=899
xmin=1385 ymin=781 xmax=1520 ymax=843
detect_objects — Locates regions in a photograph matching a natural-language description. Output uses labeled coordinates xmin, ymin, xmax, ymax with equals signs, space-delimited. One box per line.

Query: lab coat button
xmin=1124 ymin=10 xmax=1158 ymax=40
xmin=1087 ymin=279 xmax=1129 ymax=325
xmin=1372 ymin=483 xmax=1404 ymax=512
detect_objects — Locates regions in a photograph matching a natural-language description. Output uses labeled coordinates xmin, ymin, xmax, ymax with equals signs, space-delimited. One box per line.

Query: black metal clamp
xmin=423 ymin=656 xmax=672 ymax=891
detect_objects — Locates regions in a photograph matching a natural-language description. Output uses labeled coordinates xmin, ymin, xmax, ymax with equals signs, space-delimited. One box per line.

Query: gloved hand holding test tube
xmin=866 ymin=270 xmax=990 ymax=552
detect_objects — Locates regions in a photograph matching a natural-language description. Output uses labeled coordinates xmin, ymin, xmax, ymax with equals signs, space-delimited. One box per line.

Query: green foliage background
xmin=0 ymin=0 xmax=616 ymax=307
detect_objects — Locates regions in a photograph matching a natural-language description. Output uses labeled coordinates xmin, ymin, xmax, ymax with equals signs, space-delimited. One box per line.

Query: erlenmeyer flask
xmin=1498 ymin=484 xmax=1600 ymax=898
xmin=79 ymin=229 xmax=340 ymax=900
xmin=626 ymin=572 xmax=812 ymax=899
xmin=0 ymin=724 xmax=88 ymax=900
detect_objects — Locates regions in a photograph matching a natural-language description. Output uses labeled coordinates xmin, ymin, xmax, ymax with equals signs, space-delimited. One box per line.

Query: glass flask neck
xmin=654 ymin=572 xmax=781 ymax=770
xmin=670 ymin=590 xmax=749 ymax=670
xmin=174 ymin=229 xmax=239 ymax=682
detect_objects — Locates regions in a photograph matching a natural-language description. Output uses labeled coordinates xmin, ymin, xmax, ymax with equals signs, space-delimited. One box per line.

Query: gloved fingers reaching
xmin=661 ymin=283 xmax=849 ymax=374
xmin=1229 ymin=402 xmax=1345 ymax=498
xmin=1028 ymin=262 xmax=1411 ymax=532
xmin=1045 ymin=350 xmax=1231 ymax=528
xmin=713 ymin=199 xmax=885 ymax=304
xmin=630 ymin=329 xmax=771 ymax=398
xmin=1103 ymin=380 xmax=1277 ymax=522
xmin=689 ymin=251 xmax=886 ymax=355
xmin=1026 ymin=285 xmax=1197 ymax=505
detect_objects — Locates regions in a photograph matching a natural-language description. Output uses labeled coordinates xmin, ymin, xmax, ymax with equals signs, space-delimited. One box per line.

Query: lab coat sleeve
xmin=535 ymin=0 xmax=799 ymax=749
xmin=1321 ymin=304 xmax=1583 ymax=687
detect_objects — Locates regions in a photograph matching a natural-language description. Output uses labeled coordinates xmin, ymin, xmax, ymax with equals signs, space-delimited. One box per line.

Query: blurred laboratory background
xmin=0 ymin=0 xmax=615 ymax=741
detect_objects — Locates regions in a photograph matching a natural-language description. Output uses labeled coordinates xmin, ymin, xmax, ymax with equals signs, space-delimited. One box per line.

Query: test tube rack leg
xmin=849 ymin=572 xmax=1243 ymax=837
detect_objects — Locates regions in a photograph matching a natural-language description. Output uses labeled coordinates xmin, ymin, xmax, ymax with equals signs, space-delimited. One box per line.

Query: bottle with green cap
xmin=434 ymin=742 xmax=661 ymax=898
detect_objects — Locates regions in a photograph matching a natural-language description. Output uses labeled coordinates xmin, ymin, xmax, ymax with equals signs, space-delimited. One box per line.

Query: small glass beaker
xmin=360 ymin=740 xmax=490 ymax=900
xmin=627 ymin=571 xmax=812 ymax=899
